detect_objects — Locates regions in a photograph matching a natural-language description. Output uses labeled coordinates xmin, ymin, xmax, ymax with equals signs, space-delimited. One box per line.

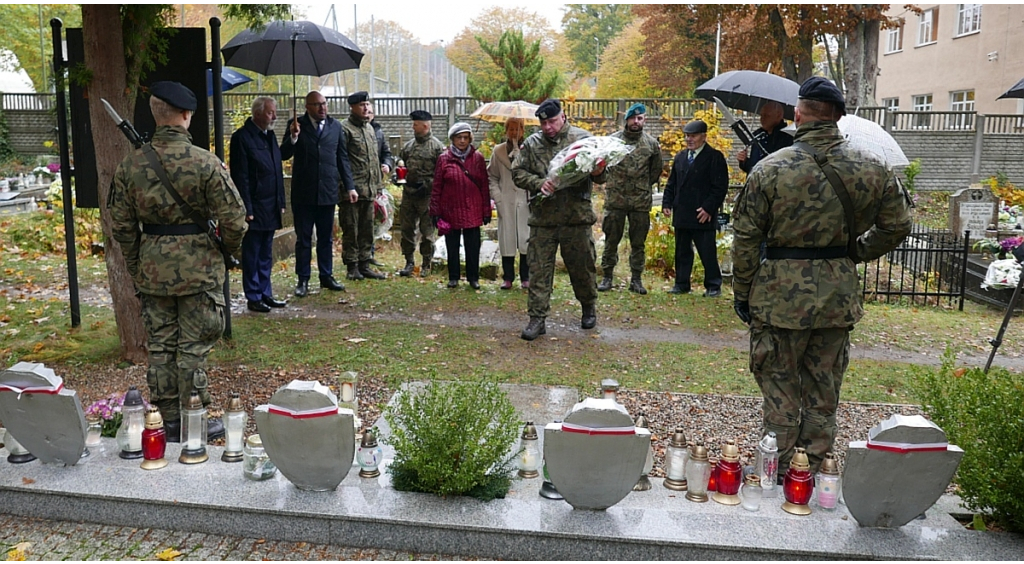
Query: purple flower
xmin=1000 ymin=237 xmax=1023 ymax=252
xmin=46 ymin=162 xmax=60 ymax=174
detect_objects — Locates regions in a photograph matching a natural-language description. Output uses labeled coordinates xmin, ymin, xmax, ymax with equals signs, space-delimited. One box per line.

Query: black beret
xmin=798 ymin=77 xmax=846 ymax=115
xmin=683 ymin=119 xmax=707 ymax=134
xmin=410 ymin=110 xmax=432 ymax=121
xmin=149 ymin=81 xmax=197 ymax=112
xmin=348 ymin=91 xmax=369 ymax=105
xmin=535 ymin=98 xmax=562 ymax=120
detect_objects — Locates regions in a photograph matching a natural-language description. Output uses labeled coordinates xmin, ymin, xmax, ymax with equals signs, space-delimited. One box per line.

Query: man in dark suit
xmin=662 ymin=119 xmax=729 ymax=297
xmin=230 ymin=96 xmax=287 ymax=312
xmin=280 ymin=90 xmax=355 ymax=297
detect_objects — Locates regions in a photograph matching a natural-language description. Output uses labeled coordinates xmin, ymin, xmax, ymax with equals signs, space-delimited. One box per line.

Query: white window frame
xmin=912 ymin=94 xmax=933 ymax=129
xmin=886 ymin=24 xmax=903 ymax=53
xmin=949 ymin=90 xmax=975 ymax=129
xmin=918 ymin=8 xmax=937 ymax=46
xmin=882 ymin=97 xmax=899 ymax=112
xmin=955 ymin=4 xmax=982 ymax=37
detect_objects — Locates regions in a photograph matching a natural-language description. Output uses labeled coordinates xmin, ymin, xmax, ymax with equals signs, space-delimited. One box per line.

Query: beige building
xmin=876 ymin=4 xmax=1024 ymax=115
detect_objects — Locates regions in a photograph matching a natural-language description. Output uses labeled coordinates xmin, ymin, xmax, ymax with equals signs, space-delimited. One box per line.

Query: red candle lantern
xmin=707 ymin=457 xmax=719 ymax=492
xmin=140 ymin=406 xmax=168 ymax=471
xmin=782 ymin=447 xmax=814 ymax=515
xmin=712 ymin=440 xmax=743 ymax=505
xmin=395 ymin=160 xmax=408 ymax=184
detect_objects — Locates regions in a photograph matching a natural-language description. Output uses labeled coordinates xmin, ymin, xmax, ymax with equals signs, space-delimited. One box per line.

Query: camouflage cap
xmin=149 ymin=81 xmax=197 ymax=111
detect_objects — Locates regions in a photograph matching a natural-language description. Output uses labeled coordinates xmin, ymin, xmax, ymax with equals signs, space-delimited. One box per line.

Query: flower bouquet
xmin=85 ymin=392 xmax=150 ymax=438
xmin=982 ymin=258 xmax=1022 ymax=290
xmin=544 ymin=136 xmax=634 ymax=191
xmin=373 ymin=187 xmax=395 ymax=240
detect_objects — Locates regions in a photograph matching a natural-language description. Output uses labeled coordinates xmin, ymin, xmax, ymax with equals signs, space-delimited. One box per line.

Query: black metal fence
xmin=861 ymin=227 xmax=968 ymax=310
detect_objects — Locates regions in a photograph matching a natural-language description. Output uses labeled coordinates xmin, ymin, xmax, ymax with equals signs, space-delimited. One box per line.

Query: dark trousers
xmin=445 ymin=227 xmax=481 ymax=282
xmin=241 ymin=229 xmax=275 ymax=301
xmin=339 ymin=198 xmax=374 ymax=264
xmin=502 ymin=254 xmax=529 ymax=282
xmin=674 ymin=228 xmax=721 ymax=291
xmin=293 ymin=203 xmax=336 ymax=281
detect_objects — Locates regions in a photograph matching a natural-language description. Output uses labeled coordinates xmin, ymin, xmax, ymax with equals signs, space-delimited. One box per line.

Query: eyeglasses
xmin=306 ymin=102 xmax=327 ymax=107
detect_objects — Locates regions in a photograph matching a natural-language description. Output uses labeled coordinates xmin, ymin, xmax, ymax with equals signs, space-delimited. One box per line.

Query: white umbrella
xmin=780 ymin=116 xmax=909 ymax=167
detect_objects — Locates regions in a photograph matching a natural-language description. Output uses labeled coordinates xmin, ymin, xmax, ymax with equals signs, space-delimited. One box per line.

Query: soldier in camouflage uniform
xmin=512 ymin=99 xmax=607 ymax=341
xmin=731 ymin=78 xmax=913 ymax=473
xmin=108 ymin=81 xmax=247 ymax=441
xmin=398 ymin=110 xmax=445 ymax=277
xmin=599 ymin=103 xmax=663 ymax=295
xmin=339 ymin=91 xmax=387 ymax=280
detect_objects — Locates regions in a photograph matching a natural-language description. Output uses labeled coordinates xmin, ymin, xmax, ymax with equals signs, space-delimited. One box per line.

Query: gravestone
xmin=843 ymin=414 xmax=963 ymax=528
xmin=253 ymin=380 xmax=354 ymax=491
xmin=0 ymin=362 xmax=86 ymax=465
xmin=949 ymin=184 xmax=998 ymax=242
xmin=543 ymin=397 xmax=650 ymax=510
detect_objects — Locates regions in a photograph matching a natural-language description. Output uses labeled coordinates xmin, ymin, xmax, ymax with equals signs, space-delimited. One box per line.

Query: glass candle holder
xmin=357 ymin=430 xmax=384 ymax=478
xmin=756 ymin=431 xmax=779 ymax=493
xmin=600 ymin=378 xmax=619 ymax=401
xmin=815 ymin=452 xmax=842 ymax=510
xmin=221 ymin=393 xmax=246 ymax=463
xmin=242 ymin=434 xmax=277 ymax=480
xmin=782 ymin=447 xmax=814 ymax=515
xmin=712 ymin=440 xmax=743 ymax=505
xmin=116 ymin=386 xmax=145 ymax=459
xmin=140 ymin=406 xmax=168 ymax=470
xmin=685 ymin=442 xmax=711 ymax=503
xmin=707 ymin=456 xmax=719 ymax=492
xmin=740 ymin=474 xmax=763 ymax=511
xmin=663 ymin=427 xmax=689 ymax=491
xmin=338 ymin=371 xmax=358 ymax=411
xmin=517 ymin=422 xmax=541 ymax=478
xmin=4 ymin=430 xmax=37 ymax=464
xmin=85 ymin=415 xmax=103 ymax=447
xmin=178 ymin=391 xmax=208 ymax=464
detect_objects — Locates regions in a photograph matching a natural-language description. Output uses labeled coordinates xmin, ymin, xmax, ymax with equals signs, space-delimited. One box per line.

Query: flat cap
xmin=347 ymin=91 xmax=369 ymax=105
xmin=799 ymin=77 xmax=846 ymax=115
xmin=410 ymin=110 xmax=432 ymax=121
xmin=149 ymin=81 xmax=197 ymax=111
xmin=683 ymin=119 xmax=707 ymax=134
xmin=447 ymin=122 xmax=472 ymax=139
xmin=535 ymin=98 xmax=562 ymax=120
xmin=625 ymin=103 xmax=646 ymax=121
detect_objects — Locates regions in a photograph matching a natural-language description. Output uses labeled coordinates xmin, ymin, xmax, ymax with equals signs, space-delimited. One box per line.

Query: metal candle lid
xmin=670 ymin=427 xmax=687 ymax=449
xmin=634 ymin=413 xmax=649 ymax=429
xmin=744 ymin=473 xmax=761 ymax=487
xmin=521 ymin=421 xmax=538 ymax=440
xmin=690 ymin=441 xmax=709 ymax=462
xmin=246 ymin=434 xmax=263 ymax=448
xmin=721 ymin=439 xmax=740 ymax=462
xmin=123 ymin=385 xmax=144 ymax=407
xmin=819 ymin=452 xmax=840 ymax=475
xmin=759 ymin=431 xmax=777 ymax=451
xmin=226 ymin=392 xmax=244 ymax=413
xmin=185 ymin=390 xmax=202 ymax=410
xmin=144 ymin=406 xmax=164 ymax=429
xmin=601 ymin=378 xmax=619 ymax=392
xmin=360 ymin=429 xmax=378 ymax=448
xmin=790 ymin=447 xmax=811 ymax=471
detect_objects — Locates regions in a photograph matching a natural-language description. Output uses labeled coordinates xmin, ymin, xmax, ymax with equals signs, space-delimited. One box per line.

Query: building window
xmin=882 ymin=98 xmax=899 ymax=112
xmin=912 ymin=94 xmax=933 ymax=128
xmin=950 ymin=90 xmax=975 ymax=129
xmin=886 ymin=22 xmax=903 ymax=53
xmin=918 ymin=7 xmax=938 ymax=46
xmin=956 ymin=4 xmax=982 ymax=37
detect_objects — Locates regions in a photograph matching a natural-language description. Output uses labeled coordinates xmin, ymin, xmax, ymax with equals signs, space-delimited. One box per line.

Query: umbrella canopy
xmin=222 ymin=20 xmax=363 ymax=77
xmin=695 ymin=70 xmax=800 ymax=120
xmin=997 ymin=77 xmax=1024 ymax=100
xmin=206 ymin=68 xmax=252 ymax=97
xmin=469 ymin=100 xmax=541 ymax=126
xmin=782 ymin=116 xmax=909 ymax=167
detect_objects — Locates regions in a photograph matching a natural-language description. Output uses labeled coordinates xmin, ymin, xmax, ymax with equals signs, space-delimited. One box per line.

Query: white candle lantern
xmin=337 ymin=371 xmax=358 ymax=411
xmin=178 ymin=391 xmax=208 ymax=464
xmin=517 ymin=421 xmax=541 ymax=478
xmin=664 ymin=427 xmax=689 ymax=491
xmin=221 ymin=392 xmax=247 ymax=463
xmin=116 ymin=386 xmax=145 ymax=459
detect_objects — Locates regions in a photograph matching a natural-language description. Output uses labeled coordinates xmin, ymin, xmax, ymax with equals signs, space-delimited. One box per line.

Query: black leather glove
xmin=734 ymin=299 xmax=751 ymax=325
xmin=431 ymin=216 xmax=439 ymax=228
xmin=482 ymin=215 xmax=491 ymax=225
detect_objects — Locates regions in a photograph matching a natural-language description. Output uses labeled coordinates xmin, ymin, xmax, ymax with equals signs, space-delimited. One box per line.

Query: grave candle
xmin=663 ymin=427 xmax=689 ymax=491
xmin=517 ymin=421 xmax=541 ymax=478
xmin=740 ymin=474 xmax=763 ymax=511
xmin=782 ymin=447 xmax=814 ymax=515
xmin=815 ymin=453 xmax=841 ymax=510
xmin=85 ymin=415 xmax=103 ymax=447
xmin=712 ymin=440 xmax=743 ymax=505
xmin=221 ymin=393 xmax=246 ymax=463
xmin=685 ymin=441 xmax=711 ymax=503
xmin=178 ymin=391 xmax=209 ymax=464
xmin=357 ymin=430 xmax=383 ymax=478
xmin=140 ymin=406 xmax=168 ymax=470
xmin=601 ymin=378 xmax=619 ymax=401
xmin=117 ymin=386 xmax=145 ymax=460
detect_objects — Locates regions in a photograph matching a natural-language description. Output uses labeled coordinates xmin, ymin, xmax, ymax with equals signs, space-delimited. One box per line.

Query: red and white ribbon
xmin=0 ymin=382 xmax=64 ymax=395
xmin=561 ymin=422 xmax=636 ymax=436
xmin=866 ymin=439 xmax=948 ymax=454
xmin=267 ymin=404 xmax=339 ymax=419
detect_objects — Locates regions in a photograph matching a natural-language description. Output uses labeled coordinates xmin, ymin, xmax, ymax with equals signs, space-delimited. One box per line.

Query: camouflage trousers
xmin=527 ymin=224 xmax=597 ymax=318
xmin=749 ymin=322 xmax=851 ymax=474
xmin=339 ymin=198 xmax=374 ymax=264
xmin=600 ymin=208 xmax=650 ymax=276
xmin=140 ymin=289 xmax=224 ymax=421
xmin=399 ymin=193 xmax=435 ymax=261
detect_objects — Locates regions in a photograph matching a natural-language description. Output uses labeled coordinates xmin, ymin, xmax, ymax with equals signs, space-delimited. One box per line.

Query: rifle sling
xmin=141 ymin=144 xmax=212 ymax=235
xmin=793 ymin=140 xmax=858 ymax=260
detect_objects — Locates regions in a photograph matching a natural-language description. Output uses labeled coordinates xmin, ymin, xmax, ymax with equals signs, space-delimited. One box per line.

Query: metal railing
xmin=862 ymin=226 xmax=968 ymax=309
xmin=1 ymin=93 xmax=55 ymax=111
xmin=851 ymin=106 xmax=886 ymax=124
xmin=889 ymin=111 xmax=977 ymax=132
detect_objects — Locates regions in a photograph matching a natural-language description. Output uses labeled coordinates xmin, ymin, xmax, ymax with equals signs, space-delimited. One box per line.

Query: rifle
xmin=712 ymin=97 xmax=768 ymax=156
xmin=100 ymin=98 xmax=239 ymax=269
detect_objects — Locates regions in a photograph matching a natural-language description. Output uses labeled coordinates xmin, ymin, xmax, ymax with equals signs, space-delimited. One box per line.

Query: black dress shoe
xmin=704 ymin=289 xmax=722 ymax=297
xmin=447 ymin=280 xmax=458 ymax=288
xmin=164 ymin=419 xmax=181 ymax=443
xmin=320 ymin=276 xmax=345 ymax=291
xmin=667 ymin=285 xmax=691 ymax=295
xmin=294 ymin=279 xmax=309 ymax=297
xmin=469 ymin=281 xmax=481 ymax=290
xmin=262 ymin=296 xmax=287 ymax=308
xmin=207 ymin=417 xmax=225 ymax=440
xmin=247 ymin=299 xmax=271 ymax=313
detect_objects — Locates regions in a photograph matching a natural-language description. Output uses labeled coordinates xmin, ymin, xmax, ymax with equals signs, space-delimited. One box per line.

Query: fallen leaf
xmin=336 ymin=323 xmax=350 ymax=329
xmin=32 ymin=343 xmax=44 ymax=353
xmin=346 ymin=338 xmax=368 ymax=344
xmin=155 ymin=548 xmax=182 ymax=561
xmin=425 ymin=334 xmax=438 ymax=340
xmin=31 ymin=317 xmax=49 ymax=325
xmin=21 ymin=477 xmax=34 ymax=485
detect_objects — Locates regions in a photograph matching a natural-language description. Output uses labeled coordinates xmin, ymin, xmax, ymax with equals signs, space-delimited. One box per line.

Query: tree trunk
xmin=844 ymin=6 xmax=881 ymax=109
xmin=81 ymin=5 xmax=148 ymax=364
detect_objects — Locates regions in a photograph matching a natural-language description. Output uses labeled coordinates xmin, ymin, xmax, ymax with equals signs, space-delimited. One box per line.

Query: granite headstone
xmin=949 ymin=185 xmax=998 ymax=242
xmin=0 ymin=362 xmax=86 ymax=465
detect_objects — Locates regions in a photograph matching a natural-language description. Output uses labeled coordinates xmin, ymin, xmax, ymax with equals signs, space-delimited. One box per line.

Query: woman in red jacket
xmin=430 ymin=122 xmax=491 ymax=289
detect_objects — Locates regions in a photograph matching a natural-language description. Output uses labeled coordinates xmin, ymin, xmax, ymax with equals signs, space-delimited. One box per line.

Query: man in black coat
xmin=662 ymin=119 xmax=729 ymax=297
xmin=230 ymin=96 xmax=287 ymax=312
xmin=280 ymin=91 xmax=355 ymax=296
xmin=737 ymin=101 xmax=793 ymax=174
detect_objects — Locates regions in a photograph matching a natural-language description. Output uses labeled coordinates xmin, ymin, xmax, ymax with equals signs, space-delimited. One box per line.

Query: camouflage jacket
xmin=731 ymin=120 xmax=913 ymax=329
xmin=604 ymin=129 xmax=663 ymax=211
xmin=109 ymin=125 xmax=247 ymax=296
xmin=511 ymin=121 xmax=606 ymax=227
xmin=340 ymin=115 xmax=381 ymax=201
xmin=399 ymin=133 xmax=445 ymax=198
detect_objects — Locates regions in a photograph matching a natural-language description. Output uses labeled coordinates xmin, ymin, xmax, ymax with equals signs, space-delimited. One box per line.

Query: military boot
xmin=346 ymin=262 xmax=364 ymax=281
xmin=597 ymin=268 xmax=614 ymax=292
xmin=419 ymin=258 xmax=431 ymax=277
xmin=581 ymin=304 xmax=597 ymax=330
xmin=628 ymin=273 xmax=648 ymax=295
xmin=359 ymin=261 xmax=386 ymax=280
xmin=521 ymin=317 xmax=546 ymax=341
xmin=398 ymin=256 xmax=415 ymax=277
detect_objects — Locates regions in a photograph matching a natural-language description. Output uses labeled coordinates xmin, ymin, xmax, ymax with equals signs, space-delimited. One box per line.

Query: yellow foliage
xmin=984 ymin=174 xmax=1024 ymax=208
xmin=645 ymin=210 xmax=676 ymax=279
xmin=155 ymin=547 xmax=182 ymax=561
xmin=5 ymin=543 xmax=30 ymax=561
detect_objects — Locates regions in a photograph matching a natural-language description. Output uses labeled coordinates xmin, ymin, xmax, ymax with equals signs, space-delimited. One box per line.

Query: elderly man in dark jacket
xmin=230 ymin=96 xmax=287 ymax=312
xmin=662 ymin=119 xmax=729 ymax=297
xmin=281 ymin=90 xmax=355 ymax=297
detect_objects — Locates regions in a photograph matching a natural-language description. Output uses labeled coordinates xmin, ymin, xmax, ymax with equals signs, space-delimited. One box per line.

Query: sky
xmin=301 ymin=2 xmax=569 ymax=43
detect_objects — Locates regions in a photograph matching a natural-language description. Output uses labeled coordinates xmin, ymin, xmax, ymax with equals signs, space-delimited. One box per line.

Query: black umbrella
xmin=997 ymin=77 xmax=1024 ymax=100
xmin=694 ymin=70 xmax=800 ymax=120
xmin=222 ymin=20 xmax=364 ymax=113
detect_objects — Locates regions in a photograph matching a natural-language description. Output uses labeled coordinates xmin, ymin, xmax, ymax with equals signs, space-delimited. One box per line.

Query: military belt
xmin=765 ymin=246 xmax=847 ymax=260
xmin=142 ymin=223 xmax=205 ymax=236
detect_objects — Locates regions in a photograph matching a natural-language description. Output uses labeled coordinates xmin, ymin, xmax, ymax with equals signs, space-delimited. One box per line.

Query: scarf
xmin=450 ymin=144 xmax=471 ymax=160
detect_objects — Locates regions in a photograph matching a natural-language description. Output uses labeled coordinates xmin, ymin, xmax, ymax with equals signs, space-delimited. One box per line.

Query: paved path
xmin=0 ymin=515 xmax=478 ymax=561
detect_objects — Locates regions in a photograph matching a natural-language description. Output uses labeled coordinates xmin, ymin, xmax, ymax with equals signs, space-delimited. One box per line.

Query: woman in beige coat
xmin=488 ymin=118 xmax=531 ymax=289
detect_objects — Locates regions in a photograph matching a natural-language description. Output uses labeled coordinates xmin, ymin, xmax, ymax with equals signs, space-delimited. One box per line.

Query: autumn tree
xmin=634 ymin=4 xmax=718 ymax=96
xmin=0 ymin=4 xmax=82 ymax=92
xmin=469 ymin=30 xmax=559 ymax=104
xmin=561 ymin=4 xmax=634 ymax=75
xmin=343 ymin=20 xmax=419 ymax=97
xmin=595 ymin=20 xmax=663 ymax=99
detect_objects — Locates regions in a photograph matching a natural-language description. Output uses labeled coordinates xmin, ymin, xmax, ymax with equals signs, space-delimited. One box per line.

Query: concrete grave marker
xmin=949 ymin=184 xmax=998 ymax=241
xmin=0 ymin=362 xmax=86 ymax=465
xmin=543 ymin=397 xmax=650 ymax=510
xmin=253 ymin=380 xmax=354 ymax=491
xmin=843 ymin=414 xmax=963 ymax=528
